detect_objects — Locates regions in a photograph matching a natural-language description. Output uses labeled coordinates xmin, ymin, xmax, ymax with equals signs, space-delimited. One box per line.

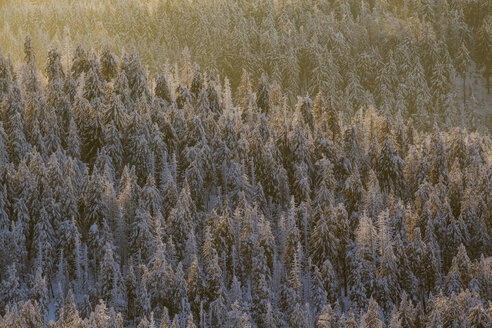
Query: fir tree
xmin=360 ymin=298 xmax=383 ymax=328
xmin=71 ymin=46 xmax=91 ymax=80
xmin=100 ymin=47 xmax=119 ymax=82
xmin=137 ymin=269 xmax=152 ymax=322
xmin=126 ymin=263 xmax=138 ymax=322
xmin=0 ymin=264 xmax=23 ymax=310
xmin=256 ymin=75 xmax=270 ymax=115
xmin=100 ymin=242 xmax=122 ymax=310
xmin=59 ymin=289 xmax=81 ymax=327
xmin=155 ymin=75 xmax=172 ymax=105
xmin=167 ymin=180 xmax=195 ymax=259
xmin=455 ymin=43 xmax=471 ymax=107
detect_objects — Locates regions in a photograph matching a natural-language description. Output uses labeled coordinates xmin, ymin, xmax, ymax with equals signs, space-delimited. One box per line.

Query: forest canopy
xmin=0 ymin=34 xmax=491 ymax=327
xmin=0 ymin=0 xmax=491 ymax=131
xmin=0 ymin=0 xmax=491 ymax=328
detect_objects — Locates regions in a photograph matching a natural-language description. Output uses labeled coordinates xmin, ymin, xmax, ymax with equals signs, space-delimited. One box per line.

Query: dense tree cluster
xmin=0 ymin=0 xmax=491 ymax=131
xmin=0 ymin=38 xmax=491 ymax=327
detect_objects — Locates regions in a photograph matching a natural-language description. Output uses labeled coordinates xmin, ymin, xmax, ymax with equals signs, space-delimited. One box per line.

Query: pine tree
xmin=311 ymin=206 xmax=337 ymax=269
xmin=130 ymin=209 xmax=154 ymax=263
xmin=87 ymin=299 xmax=111 ymax=327
xmin=375 ymin=210 xmax=400 ymax=312
xmin=21 ymin=35 xmax=41 ymax=94
xmin=213 ymin=208 xmax=236 ymax=275
xmin=376 ymin=137 xmax=405 ymax=196
xmin=256 ymin=75 xmax=270 ymax=115
xmin=5 ymin=109 xmax=29 ymax=165
xmin=121 ymin=53 xmax=150 ymax=102
xmin=160 ymin=307 xmax=171 ymax=328
xmin=170 ymin=316 xmax=181 ymax=328
xmin=137 ymin=269 xmax=152 ymax=321
xmin=167 ymin=180 xmax=195 ymax=259
xmin=388 ymin=307 xmax=401 ymax=328
xmin=148 ymin=240 xmax=174 ymax=312
xmin=187 ymin=254 xmax=203 ymax=318
xmin=226 ymin=301 xmax=252 ymax=328
xmin=126 ymin=263 xmax=138 ymax=322
xmin=206 ymin=78 xmax=222 ymax=114
xmin=32 ymin=206 xmax=55 ymax=274
xmin=66 ymin=117 xmax=81 ymax=158
xmin=397 ymin=292 xmax=417 ymax=328
xmin=0 ymin=125 xmax=9 ymax=167
xmin=476 ymin=20 xmax=491 ymax=94
xmin=289 ymin=302 xmax=307 ymax=328
xmin=141 ymin=175 xmax=163 ymax=217
xmin=83 ymin=64 xmax=105 ymax=104
xmin=82 ymin=110 xmax=106 ymax=166
xmin=30 ymin=266 xmax=48 ymax=321
xmin=287 ymin=252 xmax=303 ymax=307
xmin=341 ymin=309 xmax=359 ymax=328
xmin=298 ymin=95 xmax=314 ymax=131
xmin=320 ymin=259 xmax=339 ymax=304
xmin=100 ymin=242 xmax=122 ymax=310
xmin=0 ymin=263 xmax=23 ymax=310
xmin=360 ymin=298 xmax=383 ymax=328
xmin=430 ymin=62 xmax=454 ymax=120
xmin=455 ymin=43 xmax=471 ymax=107
xmin=316 ymin=304 xmax=339 ymax=328
xmin=350 ymin=261 xmax=369 ymax=313
xmin=185 ymin=313 xmax=196 ymax=328
xmin=204 ymin=248 xmax=224 ymax=306
xmin=71 ymin=46 xmax=91 ymax=80
xmin=251 ymin=250 xmax=271 ymax=327
xmin=60 ymin=289 xmax=81 ymax=327
xmin=100 ymin=47 xmax=119 ymax=82
xmin=54 ymin=282 xmax=64 ymax=321
xmin=311 ymin=265 xmax=328 ymax=317
xmin=105 ymin=93 xmax=128 ymax=132
xmin=155 ymin=75 xmax=172 ymax=105
xmin=172 ymin=263 xmax=189 ymax=315
xmin=467 ymin=303 xmax=492 ymax=328
xmin=138 ymin=316 xmax=152 ymax=328
xmin=80 ymin=294 xmax=92 ymax=320
xmin=16 ymin=300 xmax=44 ymax=327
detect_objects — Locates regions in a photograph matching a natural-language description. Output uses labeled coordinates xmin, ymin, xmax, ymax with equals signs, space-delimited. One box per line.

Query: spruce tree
xmin=256 ymin=75 xmax=270 ymax=115
xmin=455 ymin=43 xmax=471 ymax=107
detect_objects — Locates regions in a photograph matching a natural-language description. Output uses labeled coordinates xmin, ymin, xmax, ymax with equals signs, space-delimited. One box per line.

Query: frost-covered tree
xmin=0 ymin=32 xmax=489 ymax=327
xmin=100 ymin=243 xmax=123 ymax=311
xmin=455 ymin=43 xmax=471 ymax=106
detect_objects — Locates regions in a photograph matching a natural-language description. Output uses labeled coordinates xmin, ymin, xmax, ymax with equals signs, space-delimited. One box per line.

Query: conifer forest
xmin=0 ymin=0 xmax=491 ymax=327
